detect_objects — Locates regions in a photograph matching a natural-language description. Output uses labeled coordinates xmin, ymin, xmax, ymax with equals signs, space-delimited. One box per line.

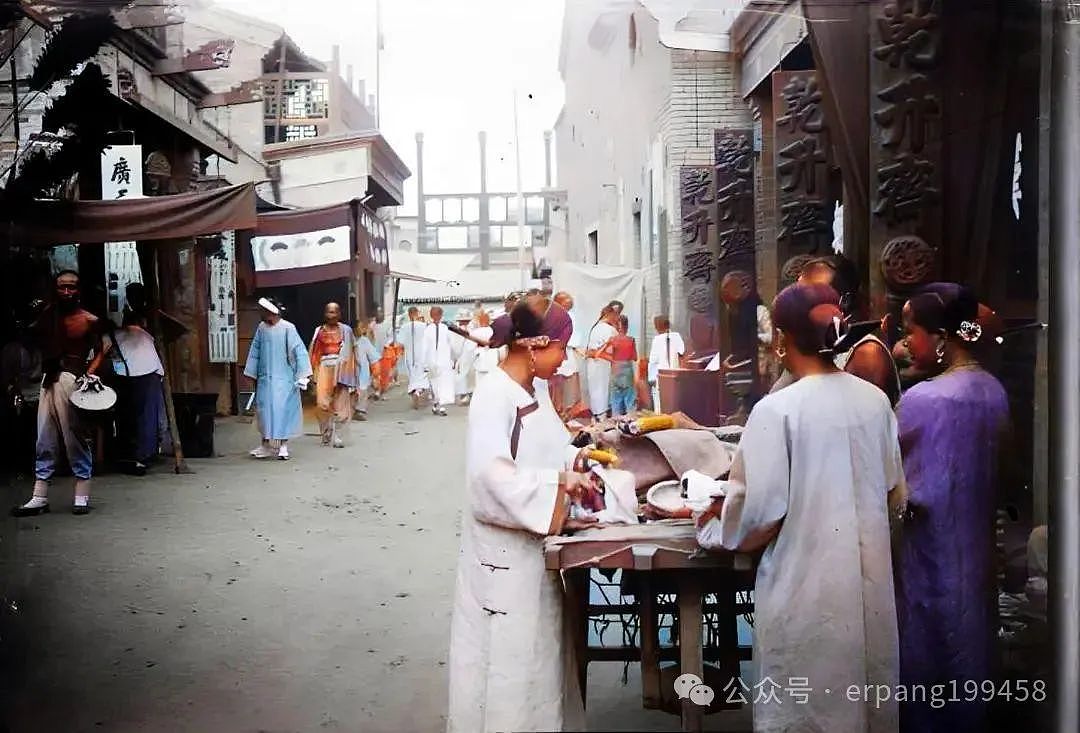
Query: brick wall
xmin=658 ymin=49 xmax=751 ymax=343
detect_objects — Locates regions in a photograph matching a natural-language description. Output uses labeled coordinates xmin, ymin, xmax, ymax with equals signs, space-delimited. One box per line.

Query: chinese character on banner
xmin=101 ymin=145 xmax=145 ymax=325
xmin=754 ymin=677 xmax=785 ymax=705
xmin=786 ymin=677 xmax=813 ymax=705
xmin=207 ymin=231 xmax=238 ymax=363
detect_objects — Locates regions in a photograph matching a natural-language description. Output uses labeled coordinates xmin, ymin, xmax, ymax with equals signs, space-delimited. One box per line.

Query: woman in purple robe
xmin=894 ymin=283 xmax=1009 ymax=733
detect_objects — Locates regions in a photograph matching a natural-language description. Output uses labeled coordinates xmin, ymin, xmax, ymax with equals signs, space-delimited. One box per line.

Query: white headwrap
xmin=257 ymin=297 xmax=280 ymax=315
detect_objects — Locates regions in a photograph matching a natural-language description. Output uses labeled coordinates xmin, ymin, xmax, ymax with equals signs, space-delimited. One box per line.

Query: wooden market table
xmin=544 ymin=520 xmax=755 ymax=732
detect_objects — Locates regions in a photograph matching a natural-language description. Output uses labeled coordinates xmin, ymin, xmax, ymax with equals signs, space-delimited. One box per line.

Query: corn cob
xmin=629 ymin=414 xmax=676 ymax=435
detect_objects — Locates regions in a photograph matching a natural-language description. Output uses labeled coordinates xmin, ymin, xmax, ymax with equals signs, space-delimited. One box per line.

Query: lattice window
xmin=264 ymin=78 xmax=330 ymax=120
xmin=284 ymin=125 xmax=318 ymax=141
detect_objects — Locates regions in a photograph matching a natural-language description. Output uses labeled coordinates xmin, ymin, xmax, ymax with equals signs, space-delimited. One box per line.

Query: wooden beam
xmin=155 ymin=39 xmax=235 ymax=76
xmin=113 ymin=6 xmax=185 ymax=31
xmin=197 ymin=80 xmax=264 ymax=109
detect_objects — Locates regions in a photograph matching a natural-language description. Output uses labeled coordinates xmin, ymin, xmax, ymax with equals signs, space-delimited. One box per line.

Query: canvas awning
xmin=251 ymin=199 xmax=389 ymax=288
xmin=9 ymin=183 xmax=257 ymax=247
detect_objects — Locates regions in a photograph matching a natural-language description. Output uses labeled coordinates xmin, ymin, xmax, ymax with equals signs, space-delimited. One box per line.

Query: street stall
xmin=5 ymin=182 xmax=258 ymax=471
xmin=548 ymin=415 xmax=753 ymax=732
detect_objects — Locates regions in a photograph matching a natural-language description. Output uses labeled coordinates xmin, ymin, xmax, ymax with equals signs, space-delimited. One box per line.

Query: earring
xmin=528 ymin=347 xmax=537 ymax=375
xmin=775 ymin=345 xmax=787 ymax=360
xmin=935 ymin=340 xmax=946 ymax=365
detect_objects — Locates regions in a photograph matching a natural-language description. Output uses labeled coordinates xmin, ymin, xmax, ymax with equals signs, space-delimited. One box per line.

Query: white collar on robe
xmin=491 ymin=367 xmax=539 ymax=411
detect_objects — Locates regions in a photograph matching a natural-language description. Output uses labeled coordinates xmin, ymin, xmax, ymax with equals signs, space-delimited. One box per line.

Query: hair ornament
xmin=958 ymin=320 xmax=983 ymax=343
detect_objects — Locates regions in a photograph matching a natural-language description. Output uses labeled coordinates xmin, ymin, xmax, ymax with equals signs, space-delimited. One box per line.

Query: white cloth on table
xmin=447 ymin=367 xmax=585 ymax=733
xmin=423 ymin=321 xmax=455 ymax=407
xmin=696 ymin=372 xmax=905 ymax=733
xmin=586 ymin=321 xmax=617 ymax=416
xmin=397 ymin=320 xmax=430 ymax=394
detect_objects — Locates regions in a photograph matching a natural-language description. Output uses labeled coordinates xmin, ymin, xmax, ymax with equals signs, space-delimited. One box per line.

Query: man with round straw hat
xmin=244 ymin=297 xmax=312 ymax=460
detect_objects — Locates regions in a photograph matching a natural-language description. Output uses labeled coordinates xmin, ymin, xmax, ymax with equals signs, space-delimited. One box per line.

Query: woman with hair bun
xmin=894 ymin=283 xmax=1009 ymax=733
xmin=696 ymin=282 xmax=907 ymax=732
xmin=446 ymin=301 xmax=593 ymax=733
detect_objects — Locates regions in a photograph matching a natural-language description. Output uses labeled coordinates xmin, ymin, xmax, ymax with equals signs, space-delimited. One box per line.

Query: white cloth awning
xmin=398 ymin=267 xmax=523 ymax=304
xmin=389 ymin=251 xmax=477 ymax=283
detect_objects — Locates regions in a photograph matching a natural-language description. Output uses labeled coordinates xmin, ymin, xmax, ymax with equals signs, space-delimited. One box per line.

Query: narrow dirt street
xmin=0 ymin=394 xmax=745 ymax=733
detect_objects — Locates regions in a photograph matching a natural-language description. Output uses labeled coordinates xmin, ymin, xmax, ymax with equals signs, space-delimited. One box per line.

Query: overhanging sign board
xmin=101 ymin=144 xmax=144 ymax=324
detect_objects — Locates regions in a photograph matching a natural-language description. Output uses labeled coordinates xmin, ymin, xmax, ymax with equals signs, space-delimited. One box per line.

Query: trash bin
xmin=171 ymin=393 xmax=218 ymax=458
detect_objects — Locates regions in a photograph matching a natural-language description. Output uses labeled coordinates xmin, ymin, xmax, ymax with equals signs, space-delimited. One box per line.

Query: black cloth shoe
xmin=11 ymin=503 xmax=49 ymax=518
xmin=71 ymin=504 xmax=91 ymax=516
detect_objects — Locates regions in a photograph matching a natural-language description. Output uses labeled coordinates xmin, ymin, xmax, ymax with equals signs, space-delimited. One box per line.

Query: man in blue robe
xmin=244 ymin=298 xmax=311 ymax=461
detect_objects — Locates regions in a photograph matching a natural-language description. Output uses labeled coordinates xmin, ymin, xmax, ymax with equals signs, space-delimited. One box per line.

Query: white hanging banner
xmin=207 ymin=231 xmax=238 ymax=364
xmin=101 ymin=145 xmax=145 ymax=325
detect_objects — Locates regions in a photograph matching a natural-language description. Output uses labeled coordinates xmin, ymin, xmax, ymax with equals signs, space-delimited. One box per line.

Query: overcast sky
xmin=217 ymin=0 xmax=566 ymax=213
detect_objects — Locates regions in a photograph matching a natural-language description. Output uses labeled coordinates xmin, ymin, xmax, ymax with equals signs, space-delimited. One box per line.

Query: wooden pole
xmin=149 ymin=247 xmax=189 ymax=474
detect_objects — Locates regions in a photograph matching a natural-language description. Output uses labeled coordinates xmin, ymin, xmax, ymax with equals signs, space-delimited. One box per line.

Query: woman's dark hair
xmin=618 ymin=315 xmax=629 ymax=331
xmin=907 ymin=282 xmax=980 ymax=338
xmin=772 ymin=283 xmax=845 ymax=359
xmin=508 ymin=301 xmax=544 ymax=341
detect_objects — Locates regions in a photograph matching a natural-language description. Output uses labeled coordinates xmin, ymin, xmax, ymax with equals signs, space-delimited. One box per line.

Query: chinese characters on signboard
xmin=679 ymin=165 xmax=719 ymax=354
xmin=871 ymin=0 xmax=942 ymax=298
xmin=208 ymin=231 xmax=238 ymax=364
xmin=771 ymin=71 xmax=836 ymax=284
xmin=101 ymin=145 xmax=145 ymax=325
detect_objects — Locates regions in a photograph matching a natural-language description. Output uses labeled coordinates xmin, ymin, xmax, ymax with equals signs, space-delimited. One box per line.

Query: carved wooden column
xmin=714 ymin=129 xmax=758 ymax=365
xmin=772 ymin=70 xmax=837 ymax=290
xmin=869 ymin=0 xmax=944 ymax=333
xmin=679 ymin=166 xmax=720 ymax=356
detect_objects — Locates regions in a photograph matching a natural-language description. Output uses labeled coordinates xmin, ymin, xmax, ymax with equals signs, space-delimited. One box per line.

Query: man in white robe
xmin=423 ymin=306 xmax=455 ymax=416
xmin=585 ymin=309 xmax=618 ymax=421
xmin=396 ymin=306 xmax=429 ymax=410
xmin=647 ymin=314 xmax=685 ymax=413
xmin=695 ymin=372 xmax=906 ymax=732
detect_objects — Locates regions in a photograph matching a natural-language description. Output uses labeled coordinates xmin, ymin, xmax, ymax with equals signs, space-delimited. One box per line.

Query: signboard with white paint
xmin=208 ymin=231 xmax=238 ymax=364
xmin=101 ymin=144 xmax=144 ymax=325
xmin=250 ymin=225 xmax=351 ymax=272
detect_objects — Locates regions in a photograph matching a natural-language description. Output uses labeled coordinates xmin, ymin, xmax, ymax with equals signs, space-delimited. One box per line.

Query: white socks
xmin=74 ymin=496 xmax=89 ymax=508
xmin=21 ymin=496 xmax=47 ymax=510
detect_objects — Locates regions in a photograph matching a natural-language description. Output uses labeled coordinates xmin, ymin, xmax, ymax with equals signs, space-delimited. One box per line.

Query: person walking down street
xmin=893 ymin=283 xmax=1009 ymax=733
xmin=423 ymin=307 xmax=455 ymax=417
xmin=309 ymin=302 xmax=358 ymax=448
xmin=551 ymin=291 xmax=585 ymax=415
xmin=470 ymin=310 xmax=497 ymax=388
xmin=447 ymin=300 xmax=593 ymax=733
xmin=647 ymin=315 xmax=685 ymax=413
xmin=13 ymin=271 xmax=107 ymax=517
xmin=354 ymin=321 xmax=380 ymax=421
xmin=695 ymin=282 xmax=906 ymax=733
xmin=397 ymin=306 xmax=430 ymax=410
xmin=603 ymin=315 xmax=637 ymax=416
xmin=244 ymin=298 xmax=311 ymax=461
xmin=370 ymin=308 xmax=395 ymax=399
xmin=585 ymin=305 xmax=618 ymax=422
xmin=453 ymin=309 xmax=479 ymax=405
xmin=108 ymin=311 xmax=165 ymax=476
